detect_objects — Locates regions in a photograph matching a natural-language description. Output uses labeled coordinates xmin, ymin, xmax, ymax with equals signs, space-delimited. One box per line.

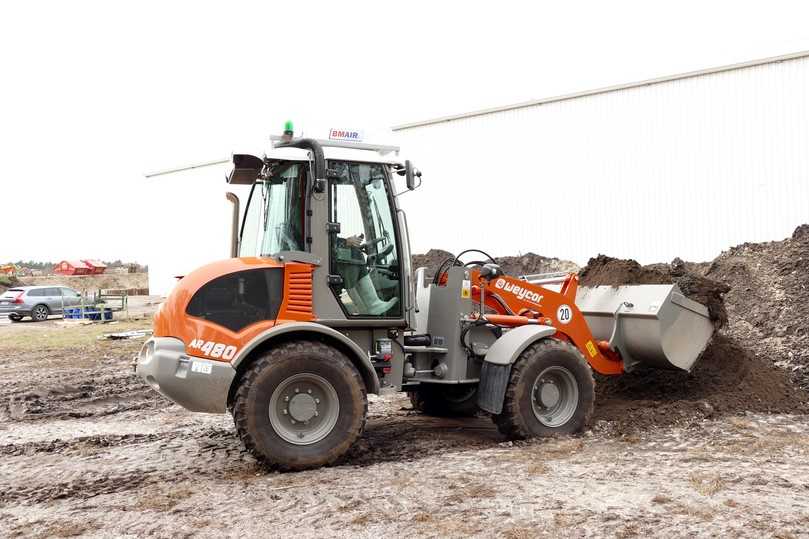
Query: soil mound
xmin=579 ymin=255 xmax=730 ymax=329
xmin=497 ymin=252 xmax=579 ymax=277
xmin=704 ymin=224 xmax=809 ymax=391
xmin=593 ymin=334 xmax=808 ymax=433
xmin=17 ymin=272 xmax=148 ymax=294
xmin=412 ymin=250 xmax=578 ymax=280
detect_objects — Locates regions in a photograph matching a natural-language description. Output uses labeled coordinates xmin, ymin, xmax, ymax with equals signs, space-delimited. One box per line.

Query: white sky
xmin=2 ymin=0 xmax=809 ymax=262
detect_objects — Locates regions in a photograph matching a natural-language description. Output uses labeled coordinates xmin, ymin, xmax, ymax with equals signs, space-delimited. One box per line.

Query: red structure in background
xmin=54 ymin=260 xmax=92 ymax=276
xmin=82 ymin=260 xmax=107 ymax=274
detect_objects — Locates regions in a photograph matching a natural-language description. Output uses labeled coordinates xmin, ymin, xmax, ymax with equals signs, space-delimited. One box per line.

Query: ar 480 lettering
xmin=188 ymin=339 xmax=237 ymax=360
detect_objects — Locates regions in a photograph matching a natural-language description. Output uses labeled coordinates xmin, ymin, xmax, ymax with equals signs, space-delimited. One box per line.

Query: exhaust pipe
xmin=226 ymin=192 xmax=240 ymax=258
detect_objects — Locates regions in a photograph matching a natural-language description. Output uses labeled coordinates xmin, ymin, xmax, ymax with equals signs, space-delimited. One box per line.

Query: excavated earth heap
xmin=412 ymin=249 xmax=579 ymax=280
xmin=704 ymin=224 xmax=809 ymax=392
xmin=415 ymin=225 xmax=809 ymax=431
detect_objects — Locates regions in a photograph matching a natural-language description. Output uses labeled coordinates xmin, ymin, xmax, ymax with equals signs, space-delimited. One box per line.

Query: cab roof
xmin=228 ymin=137 xmax=405 ymax=185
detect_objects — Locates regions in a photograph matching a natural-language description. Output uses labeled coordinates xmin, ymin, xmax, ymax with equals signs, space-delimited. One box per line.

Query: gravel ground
xmin=1 ymin=330 xmax=808 ymax=538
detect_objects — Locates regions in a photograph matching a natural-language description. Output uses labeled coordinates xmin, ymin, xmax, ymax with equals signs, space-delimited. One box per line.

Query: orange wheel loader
xmin=136 ymin=129 xmax=715 ymax=470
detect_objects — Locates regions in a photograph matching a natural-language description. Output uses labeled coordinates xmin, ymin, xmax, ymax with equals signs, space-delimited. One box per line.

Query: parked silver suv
xmin=0 ymin=286 xmax=84 ymax=322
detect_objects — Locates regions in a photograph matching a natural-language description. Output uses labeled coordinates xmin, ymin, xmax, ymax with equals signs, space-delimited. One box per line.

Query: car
xmin=0 ymin=285 xmax=84 ymax=322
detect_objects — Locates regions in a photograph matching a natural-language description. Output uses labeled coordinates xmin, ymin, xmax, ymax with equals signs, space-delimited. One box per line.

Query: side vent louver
xmin=285 ymin=266 xmax=314 ymax=318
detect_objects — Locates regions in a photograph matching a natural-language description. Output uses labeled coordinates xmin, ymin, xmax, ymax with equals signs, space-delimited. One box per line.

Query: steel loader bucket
xmin=574 ymin=284 xmax=714 ymax=372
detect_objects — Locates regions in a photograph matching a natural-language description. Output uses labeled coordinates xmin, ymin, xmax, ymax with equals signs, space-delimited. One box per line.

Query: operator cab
xmin=229 ymin=128 xmax=420 ymax=321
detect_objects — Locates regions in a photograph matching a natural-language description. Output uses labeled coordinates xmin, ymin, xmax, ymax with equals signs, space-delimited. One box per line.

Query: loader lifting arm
xmin=467 ymin=269 xmax=624 ymax=375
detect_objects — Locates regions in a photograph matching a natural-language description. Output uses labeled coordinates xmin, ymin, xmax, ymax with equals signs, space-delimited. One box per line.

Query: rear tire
xmin=232 ymin=340 xmax=367 ymax=471
xmin=32 ymin=304 xmax=49 ymax=322
xmin=8 ymin=314 xmax=22 ymax=322
xmin=493 ymin=339 xmax=594 ymax=439
xmin=408 ymin=384 xmax=480 ymax=417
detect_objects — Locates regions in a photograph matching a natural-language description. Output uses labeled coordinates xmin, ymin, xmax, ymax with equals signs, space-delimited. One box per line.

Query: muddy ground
xmin=3 ymin=229 xmax=809 ymax=537
xmin=1 ymin=318 xmax=808 ymax=538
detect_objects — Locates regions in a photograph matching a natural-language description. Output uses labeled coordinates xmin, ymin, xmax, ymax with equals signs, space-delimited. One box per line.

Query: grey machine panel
xmin=417 ymin=267 xmax=475 ymax=383
xmin=482 ymin=325 xmax=558 ymax=366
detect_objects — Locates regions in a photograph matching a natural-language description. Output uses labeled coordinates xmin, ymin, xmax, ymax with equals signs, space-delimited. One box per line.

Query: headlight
xmin=139 ymin=340 xmax=155 ymax=362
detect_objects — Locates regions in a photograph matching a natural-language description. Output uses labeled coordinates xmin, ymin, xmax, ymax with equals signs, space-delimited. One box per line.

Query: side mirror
xmin=405 ymin=160 xmax=421 ymax=191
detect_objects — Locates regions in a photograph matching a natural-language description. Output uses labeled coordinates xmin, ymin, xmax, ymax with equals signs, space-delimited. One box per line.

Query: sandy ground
xmin=1 ymin=320 xmax=808 ymax=538
xmin=16 ymin=273 xmax=148 ymax=293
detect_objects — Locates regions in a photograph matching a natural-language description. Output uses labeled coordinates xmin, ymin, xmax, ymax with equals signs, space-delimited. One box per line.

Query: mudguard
xmin=477 ymin=325 xmax=557 ymax=414
xmin=231 ymin=321 xmax=380 ymax=395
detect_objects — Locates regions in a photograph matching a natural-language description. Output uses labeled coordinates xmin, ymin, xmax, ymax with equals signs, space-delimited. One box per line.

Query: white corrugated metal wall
xmin=394 ymin=54 xmax=809 ymax=265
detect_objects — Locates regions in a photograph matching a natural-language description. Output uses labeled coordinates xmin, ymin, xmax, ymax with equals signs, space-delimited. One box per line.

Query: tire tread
xmin=232 ymin=340 xmax=367 ymax=471
xmin=493 ymin=339 xmax=594 ymax=439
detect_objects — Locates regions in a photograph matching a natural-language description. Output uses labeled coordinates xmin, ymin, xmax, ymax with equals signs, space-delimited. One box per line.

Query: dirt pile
xmin=18 ymin=272 xmax=149 ymax=294
xmin=593 ymin=334 xmax=808 ymax=434
xmin=412 ymin=250 xmax=578 ymax=280
xmin=418 ymin=226 xmax=809 ymax=426
xmin=703 ymin=225 xmax=809 ymax=391
xmin=579 ymin=254 xmax=730 ymax=329
xmin=497 ymin=253 xmax=579 ymax=277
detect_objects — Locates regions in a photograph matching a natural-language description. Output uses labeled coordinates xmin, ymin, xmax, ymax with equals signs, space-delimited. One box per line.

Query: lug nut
xmin=294 ymin=388 xmax=299 ymax=393
xmin=314 ymin=411 xmax=319 ymax=417
xmin=283 ymin=409 xmax=288 ymax=415
xmin=290 ymin=419 xmax=296 ymax=424
xmin=307 ymin=389 xmax=312 ymax=394
xmin=284 ymin=396 xmax=290 ymax=402
xmin=315 ymin=398 xmax=320 ymax=404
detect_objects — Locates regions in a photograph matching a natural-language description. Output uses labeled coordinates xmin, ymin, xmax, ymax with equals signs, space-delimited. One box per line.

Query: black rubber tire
xmin=407 ymin=384 xmax=479 ymax=417
xmin=232 ymin=340 xmax=367 ymax=471
xmin=31 ymin=304 xmax=49 ymax=322
xmin=493 ymin=339 xmax=595 ymax=439
xmin=8 ymin=314 xmax=22 ymax=322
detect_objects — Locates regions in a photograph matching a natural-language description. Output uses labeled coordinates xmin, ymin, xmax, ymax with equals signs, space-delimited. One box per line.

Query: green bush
xmin=0 ymin=275 xmax=19 ymax=291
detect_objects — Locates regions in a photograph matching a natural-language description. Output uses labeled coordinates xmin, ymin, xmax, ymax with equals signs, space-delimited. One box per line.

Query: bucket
xmin=575 ymin=284 xmax=713 ymax=372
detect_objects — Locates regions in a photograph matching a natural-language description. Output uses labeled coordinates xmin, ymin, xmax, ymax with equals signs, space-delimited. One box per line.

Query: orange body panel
xmin=470 ymin=271 xmax=624 ymax=375
xmin=153 ymin=257 xmax=314 ymax=362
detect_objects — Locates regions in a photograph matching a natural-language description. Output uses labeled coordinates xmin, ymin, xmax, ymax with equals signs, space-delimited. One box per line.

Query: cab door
xmin=327 ymin=161 xmax=403 ymax=318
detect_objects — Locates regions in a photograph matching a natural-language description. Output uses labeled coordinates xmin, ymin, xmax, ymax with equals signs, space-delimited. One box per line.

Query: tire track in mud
xmin=0 ymin=426 xmax=255 ymax=505
xmin=0 ymin=432 xmax=165 ymax=457
xmin=2 ymin=349 xmax=169 ymax=422
xmin=0 ymin=471 xmax=152 ymax=505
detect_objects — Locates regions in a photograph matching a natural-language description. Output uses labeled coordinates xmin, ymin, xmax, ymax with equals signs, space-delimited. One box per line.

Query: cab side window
xmin=328 ymin=161 xmax=402 ymax=317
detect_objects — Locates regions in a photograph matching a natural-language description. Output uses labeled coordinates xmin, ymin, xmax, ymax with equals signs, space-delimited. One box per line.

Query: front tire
xmin=232 ymin=340 xmax=367 ymax=471
xmin=31 ymin=304 xmax=49 ymax=322
xmin=493 ymin=339 xmax=594 ymax=439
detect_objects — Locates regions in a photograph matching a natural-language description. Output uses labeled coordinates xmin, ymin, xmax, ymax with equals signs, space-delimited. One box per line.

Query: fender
xmin=230 ymin=321 xmax=381 ymax=395
xmin=477 ymin=325 xmax=557 ymax=414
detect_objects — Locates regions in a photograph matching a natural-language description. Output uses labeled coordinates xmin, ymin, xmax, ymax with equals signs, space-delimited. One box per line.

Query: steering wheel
xmin=360 ymin=236 xmax=386 ymax=250
xmin=367 ymin=242 xmax=394 ymax=265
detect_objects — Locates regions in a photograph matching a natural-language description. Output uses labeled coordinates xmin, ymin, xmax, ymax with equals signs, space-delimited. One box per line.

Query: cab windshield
xmin=239 ymin=164 xmax=305 ymax=257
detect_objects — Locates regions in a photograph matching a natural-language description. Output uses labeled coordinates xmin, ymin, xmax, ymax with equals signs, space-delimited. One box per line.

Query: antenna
xmin=144 ymin=158 xmax=230 ymax=178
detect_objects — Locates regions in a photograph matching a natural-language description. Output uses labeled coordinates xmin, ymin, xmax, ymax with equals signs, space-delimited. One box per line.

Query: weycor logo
xmin=493 ymin=278 xmax=544 ymax=306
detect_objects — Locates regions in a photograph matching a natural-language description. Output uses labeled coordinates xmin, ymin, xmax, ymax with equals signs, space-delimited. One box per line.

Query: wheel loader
xmin=135 ymin=128 xmax=714 ymax=470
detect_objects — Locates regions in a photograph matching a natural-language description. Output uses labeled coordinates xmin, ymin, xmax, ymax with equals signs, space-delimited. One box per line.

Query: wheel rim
xmin=269 ymin=373 xmax=340 ymax=445
xmin=34 ymin=306 xmax=47 ymax=320
xmin=531 ymin=366 xmax=579 ymax=427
